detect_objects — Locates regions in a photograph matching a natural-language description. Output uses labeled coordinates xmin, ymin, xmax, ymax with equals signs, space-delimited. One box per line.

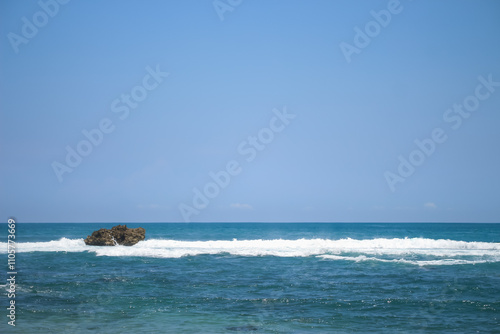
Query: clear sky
xmin=1 ymin=0 xmax=499 ymax=223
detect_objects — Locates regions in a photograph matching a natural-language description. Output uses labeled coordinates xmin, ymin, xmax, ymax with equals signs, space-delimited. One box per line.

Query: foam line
xmin=1 ymin=237 xmax=499 ymax=265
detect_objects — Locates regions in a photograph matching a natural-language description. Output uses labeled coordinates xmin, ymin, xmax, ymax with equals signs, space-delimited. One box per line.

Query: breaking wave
xmin=1 ymin=237 xmax=499 ymax=266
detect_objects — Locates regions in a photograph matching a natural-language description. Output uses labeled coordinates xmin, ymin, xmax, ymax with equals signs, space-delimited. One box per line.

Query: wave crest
xmin=1 ymin=237 xmax=499 ymax=265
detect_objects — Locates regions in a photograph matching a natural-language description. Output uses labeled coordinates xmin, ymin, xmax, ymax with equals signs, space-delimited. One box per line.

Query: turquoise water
xmin=1 ymin=223 xmax=500 ymax=333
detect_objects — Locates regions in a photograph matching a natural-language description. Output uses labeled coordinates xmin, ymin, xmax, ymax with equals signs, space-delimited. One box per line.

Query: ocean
xmin=1 ymin=223 xmax=499 ymax=333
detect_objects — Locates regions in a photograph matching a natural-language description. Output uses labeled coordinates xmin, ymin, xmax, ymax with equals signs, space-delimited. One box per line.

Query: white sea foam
xmin=0 ymin=237 xmax=88 ymax=253
xmin=1 ymin=237 xmax=499 ymax=265
xmin=317 ymin=254 xmax=495 ymax=266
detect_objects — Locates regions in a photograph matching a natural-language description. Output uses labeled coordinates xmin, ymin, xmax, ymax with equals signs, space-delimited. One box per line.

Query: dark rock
xmin=84 ymin=228 xmax=115 ymax=246
xmin=84 ymin=225 xmax=145 ymax=246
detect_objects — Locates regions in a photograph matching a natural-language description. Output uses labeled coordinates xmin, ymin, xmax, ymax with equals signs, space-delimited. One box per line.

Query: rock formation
xmin=84 ymin=225 xmax=145 ymax=246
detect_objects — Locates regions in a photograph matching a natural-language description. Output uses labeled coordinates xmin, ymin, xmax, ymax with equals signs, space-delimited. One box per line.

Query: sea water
xmin=1 ymin=223 xmax=499 ymax=333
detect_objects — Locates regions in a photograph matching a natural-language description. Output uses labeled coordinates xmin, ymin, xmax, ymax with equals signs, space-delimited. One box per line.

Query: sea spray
xmin=2 ymin=237 xmax=499 ymax=265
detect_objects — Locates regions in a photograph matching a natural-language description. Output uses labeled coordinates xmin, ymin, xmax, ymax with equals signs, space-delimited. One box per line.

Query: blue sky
xmin=1 ymin=0 xmax=499 ymax=222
